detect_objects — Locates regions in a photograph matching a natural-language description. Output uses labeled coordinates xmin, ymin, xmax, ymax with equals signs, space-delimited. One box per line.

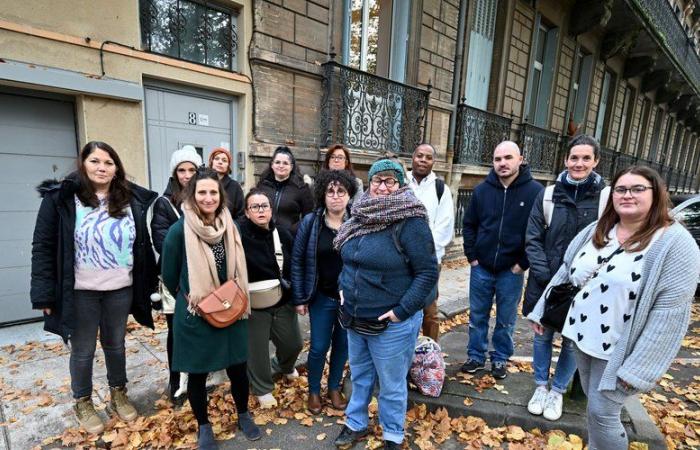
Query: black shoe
xmin=460 ymin=359 xmax=485 ymax=374
xmin=238 ymin=411 xmax=262 ymax=441
xmin=334 ymin=425 xmax=368 ymax=448
xmin=384 ymin=440 xmax=402 ymax=449
xmin=491 ymin=361 xmax=507 ymax=379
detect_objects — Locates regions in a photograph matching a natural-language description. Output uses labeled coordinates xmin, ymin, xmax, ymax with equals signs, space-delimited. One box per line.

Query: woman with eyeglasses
xmin=257 ymin=146 xmax=313 ymax=235
xmin=332 ymin=159 xmax=438 ymax=450
xmin=237 ymin=188 xmax=301 ymax=409
xmin=527 ymin=166 xmax=700 ymax=450
xmin=291 ymin=170 xmax=356 ymax=414
xmin=319 ymin=144 xmax=364 ymax=203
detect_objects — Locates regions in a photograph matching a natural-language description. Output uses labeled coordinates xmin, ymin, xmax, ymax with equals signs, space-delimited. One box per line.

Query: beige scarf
xmin=182 ymin=203 xmax=250 ymax=317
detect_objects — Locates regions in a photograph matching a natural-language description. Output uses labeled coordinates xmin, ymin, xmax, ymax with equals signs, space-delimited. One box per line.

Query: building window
xmin=594 ymin=69 xmax=614 ymax=142
xmin=464 ymin=0 xmax=499 ymax=110
xmin=568 ymin=47 xmax=593 ymax=132
xmin=344 ymin=0 xmax=410 ymax=82
xmin=139 ymin=0 xmax=239 ymax=71
xmin=525 ymin=17 xmax=559 ymax=128
xmin=648 ymin=108 xmax=664 ymax=161
xmin=635 ymin=97 xmax=652 ymax=157
xmin=616 ymin=86 xmax=634 ymax=151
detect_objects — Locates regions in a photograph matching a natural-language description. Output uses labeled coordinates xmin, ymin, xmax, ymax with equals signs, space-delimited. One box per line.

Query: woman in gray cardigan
xmin=527 ymin=166 xmax=700 ymax=450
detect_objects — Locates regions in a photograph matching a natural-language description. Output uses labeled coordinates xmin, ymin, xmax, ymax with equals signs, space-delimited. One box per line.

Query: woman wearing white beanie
xmin=150 ymin=145 xmax=202 ymax=404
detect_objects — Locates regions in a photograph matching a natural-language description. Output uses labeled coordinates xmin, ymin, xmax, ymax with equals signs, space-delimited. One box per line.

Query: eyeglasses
xmin=326 ymin=189 xmax=348 ymax=198
xmin=247 ymin=203 xmax=271 ymax=212
xmin=612 ymin=185 xmax=653 ymax=196
xmin=370 ymin=177 xmax=398 ymax=188
xmin=330 ymin=155 xmax=346 ymax=162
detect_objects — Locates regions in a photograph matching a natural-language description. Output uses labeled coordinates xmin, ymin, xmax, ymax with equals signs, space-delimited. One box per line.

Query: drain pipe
xmin=446 ymin=0 xmax=469 ymax=182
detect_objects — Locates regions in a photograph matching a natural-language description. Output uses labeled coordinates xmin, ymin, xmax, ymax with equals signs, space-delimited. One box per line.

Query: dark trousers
xmin=164 ymin=313 xmax=180 ymax=394
xmin=70 ymin=287 xmax=133 ymax=399
xmin=188 ymin=362 xmax=250 ymax=425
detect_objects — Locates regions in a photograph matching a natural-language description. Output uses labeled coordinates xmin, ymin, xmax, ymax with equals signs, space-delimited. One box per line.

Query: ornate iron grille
xmin=615 ymin=153 xmax=638 ymax=173
xmin=453 ymin=104 xmax=512 ymax=166
xmin=627 ymin=0 xmax=700 ymax=92
xmin=597 ymin=146 xmax=618 ymax=179
xmin=518 ymin=124 xmax=560 ymax=174
xmin=320 ymin=60 xmax=430 ymax=155
xmin=454 ymin=188 xmax=474 ymax=237
xmin=139 ymin=0 xmax=238 ymax=71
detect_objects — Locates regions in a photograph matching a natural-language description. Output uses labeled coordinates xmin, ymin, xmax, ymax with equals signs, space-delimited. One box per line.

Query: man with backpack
xmin=523 ymin=134 xmax=608 ymax=421
xmin=406 ymin=143 xmax=455 ymax=341
xmin=461 ymin=141 xmax=543 ymax=380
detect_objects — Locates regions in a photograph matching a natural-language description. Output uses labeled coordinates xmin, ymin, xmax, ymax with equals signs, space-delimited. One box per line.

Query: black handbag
xmin=338 ymin=307 xmax=390 ymax=336
xmin=540 ymin=245 xmax=622 ymax=333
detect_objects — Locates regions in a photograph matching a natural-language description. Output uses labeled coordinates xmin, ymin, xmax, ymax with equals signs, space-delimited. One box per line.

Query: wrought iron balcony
xmin=615 ymin=152 xmax=638 ymax=173
xmin=627 ymin=0 xmax=700 ymax=93
xmin=597 ymin=146 xmax=618 ymax=180
xmin=453 ymin=104 xmax=512 ymax=166
xmin=320 ymin=60 xmax=430 ymax=155
xmin=518 ymin=124 xmax=560 ymax=174
xmin=454 ymin=188 xmax=474 ymax=237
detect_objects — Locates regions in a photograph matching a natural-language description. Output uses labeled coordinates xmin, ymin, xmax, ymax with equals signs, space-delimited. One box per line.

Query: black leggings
xmin=165 ymin=314 xmax=179 ymax=392
xmin=188 ymin=362 xmax=250 ymax=425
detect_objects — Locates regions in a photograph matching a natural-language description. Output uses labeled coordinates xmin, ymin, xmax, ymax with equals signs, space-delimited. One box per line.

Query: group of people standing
xmin=29 ymin=140 xmax=455 ymax=449
xmin=462 ymin=135 xmax=700 ymax=449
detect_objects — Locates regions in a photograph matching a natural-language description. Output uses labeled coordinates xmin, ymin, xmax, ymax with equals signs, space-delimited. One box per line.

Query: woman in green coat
xmin=161 ymin=169 xmax=261 ymax=449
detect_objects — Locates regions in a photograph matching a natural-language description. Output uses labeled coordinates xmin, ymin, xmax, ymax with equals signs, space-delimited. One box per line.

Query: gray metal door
xmin=0 ymin=90 xmax=77 ymax=324
xmin=144 ymin=83 xmax=239 ymax=193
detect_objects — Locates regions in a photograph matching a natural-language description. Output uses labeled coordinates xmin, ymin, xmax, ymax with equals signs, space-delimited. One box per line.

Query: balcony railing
xmin=453 ymin=104 xmax=512 ymax=166
xmin=615 ymin=153 xmax=639 ymax=174
xmin=454 ymin=188 xmax=474 ymax=237
xmin=598 ymin=147 xmax=618 ymax=179
xmin=627 ymin=0 xmax=700 ymax=93
xmin=320 ymin=60 xmax=430 ymax=155
xmin=519 ymin=124 xmax=559 ymax=173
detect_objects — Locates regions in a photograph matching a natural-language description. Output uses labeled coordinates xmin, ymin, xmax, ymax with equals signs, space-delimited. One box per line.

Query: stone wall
xmin=627 ymin=95 xmax=644 ymax=154
xmin=503 ymin=1 xmax=534 ymax=119
xmin=551 ymin=35 xmax=575 ymax=133
xmin=585 ymin=61 xmax=605 ymax=135
xmin=608 ymin=80 xmax=627 ymax=149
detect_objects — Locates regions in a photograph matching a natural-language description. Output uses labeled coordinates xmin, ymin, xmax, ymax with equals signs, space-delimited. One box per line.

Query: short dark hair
xmin=323 ymin=144 xmax=355 ymax=176
xmin=244 ymin=187 xmax=273 ymax=209
xmin=567 ymin=134 xmax=600 ymax=160
xmin=313 ymin=169 xmax=357 ymax=207
xmin=182 ymin=168 xmax=227 ymax=221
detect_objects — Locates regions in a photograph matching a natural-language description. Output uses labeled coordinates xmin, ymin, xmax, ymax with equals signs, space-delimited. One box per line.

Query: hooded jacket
xmin=257 ymin=173 xmax=313 ymax=235
xmin=150 ymin=179 xmax=182 ymax=256
xmin=30 ymin=173 xmax=158 ymax=341
xmin=462 ymin=164 xmax=544 ymax=273
xmin=221 ymin=176 xmax=245 ymax=220
xmin=522 ymin=171 xmax=606 ymax=315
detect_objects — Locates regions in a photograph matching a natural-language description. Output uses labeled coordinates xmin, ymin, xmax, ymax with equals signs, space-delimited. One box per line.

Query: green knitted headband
xmin=368 ymin=159 xmax=405 ymax=187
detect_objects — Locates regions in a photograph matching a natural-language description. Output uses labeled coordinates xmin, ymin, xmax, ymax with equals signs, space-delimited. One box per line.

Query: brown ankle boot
xmin=307 ymin=393 xmax=322 ymax=414
xmin=328 ymin=390 xmax=347 ymax=410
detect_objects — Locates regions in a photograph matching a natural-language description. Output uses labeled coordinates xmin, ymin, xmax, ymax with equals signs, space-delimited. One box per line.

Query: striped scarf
xmin=333 ymin=186 xmax=427 ymax=250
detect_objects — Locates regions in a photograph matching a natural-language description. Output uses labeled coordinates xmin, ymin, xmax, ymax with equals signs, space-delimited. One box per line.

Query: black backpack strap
xmin=391 ymin=221 xmax=409 ymax=265
xmin=435 ymin=178 xmax=445 ymax=202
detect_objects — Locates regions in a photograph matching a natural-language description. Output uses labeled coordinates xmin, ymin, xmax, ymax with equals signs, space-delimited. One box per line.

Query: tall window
xmin=635 ymin=97 xmax=652 ymax=157
xmin=139 ymin=0 xmax=239 ymax=71
xmin=568 ymin=48 xmax=593 ymax=131
xmin=648 ymin=109 xmax=664 ymax=161
xmin=594 ymin=69 xmax=614 ymax=142
xmin=464 ymin=0 xmax=498 ymax=109
xmin=344 ymin=0 xmax=410 ymax=82
xmin=615 ymin=86 xmax=634 ymax=151
xmin=525 ymin=17 xmax=559 ymax=127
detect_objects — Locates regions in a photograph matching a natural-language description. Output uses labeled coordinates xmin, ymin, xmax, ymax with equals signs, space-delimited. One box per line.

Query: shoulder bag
xmin=540 ymin=245 xmax=621 ymax=332
xmin=248 ymin=229 xmax=284 ymax=309
xmin=198 ymin=276 xmax=248 ymax=328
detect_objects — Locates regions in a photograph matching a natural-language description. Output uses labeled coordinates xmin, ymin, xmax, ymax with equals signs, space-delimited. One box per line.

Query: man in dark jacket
xmin=523 ymin=134 xmax=607 ymax=421
xmin=460 ymin=141 xmax=543 ymax=379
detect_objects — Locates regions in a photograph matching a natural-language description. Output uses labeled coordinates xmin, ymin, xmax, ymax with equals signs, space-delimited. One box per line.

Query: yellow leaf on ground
xmin=316 ymin=433 xmax=326 ymax=440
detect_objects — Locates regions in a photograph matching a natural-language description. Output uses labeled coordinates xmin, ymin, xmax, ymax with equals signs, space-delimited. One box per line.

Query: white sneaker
xmin=284 ymin=368 xmax=299 ymax=380
xmin=543 ymin=390 xmax=563 ymax=421
xmin=257 ymin=393 xmax=278 ymax=409
xmin=527 ymin=386 xmax=549 ymax=415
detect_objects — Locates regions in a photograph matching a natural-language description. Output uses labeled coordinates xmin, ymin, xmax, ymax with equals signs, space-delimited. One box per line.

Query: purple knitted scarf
xmin=333 ymin=186 xmax=427 ymax=250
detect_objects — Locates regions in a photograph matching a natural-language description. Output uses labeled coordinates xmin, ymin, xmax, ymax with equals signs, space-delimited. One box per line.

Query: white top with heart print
xmin=561 ymin=225 xmax=660 ymax=360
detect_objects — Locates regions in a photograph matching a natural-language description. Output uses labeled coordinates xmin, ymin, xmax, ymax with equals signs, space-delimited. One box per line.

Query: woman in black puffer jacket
xmin=256 ymin=146 xmax=313 ymax=235
xmin=150 ymin=145 xmax=202 ymax=405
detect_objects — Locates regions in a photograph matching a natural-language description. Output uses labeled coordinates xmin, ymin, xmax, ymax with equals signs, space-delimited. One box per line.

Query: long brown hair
xmin=77 ymin=141 xmax=131 ymax=218
xmin=183 ymin=169 xmax=227 ymax=224
xmin=323 ymin=144 xmax=356 ymax=176
xmin=593 ymin=165 xmax=673 ymax=250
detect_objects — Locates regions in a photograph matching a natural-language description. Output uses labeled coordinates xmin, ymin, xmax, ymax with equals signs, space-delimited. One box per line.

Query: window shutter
xmin=574 ymin=54 xmax=593 ymax=125
xmin=465 ymin=0 xmax=498 ymax=109
xmin=534 ymin=26 xmax=558 ymax=127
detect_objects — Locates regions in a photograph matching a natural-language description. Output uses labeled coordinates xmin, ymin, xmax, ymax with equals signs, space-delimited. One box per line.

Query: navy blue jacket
xmin=462 ymin=165 xmax=543 ymax=273
xmin=291 ymin=209 xmax=324 ymax=305
xmin=339 ymin=217 xmax=438 ymax=321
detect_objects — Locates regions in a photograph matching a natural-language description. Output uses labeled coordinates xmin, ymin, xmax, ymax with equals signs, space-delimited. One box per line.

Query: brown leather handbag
xmin=197 ymin=279 xmax=248 ymax=328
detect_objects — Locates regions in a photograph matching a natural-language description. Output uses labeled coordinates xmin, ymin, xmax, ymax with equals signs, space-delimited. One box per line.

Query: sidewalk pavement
xmin=0 ymin=261 xmax=666 ymax=449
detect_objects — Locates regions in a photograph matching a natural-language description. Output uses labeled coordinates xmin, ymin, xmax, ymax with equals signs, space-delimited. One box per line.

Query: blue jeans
xmin=345 ymin=311 xmax=423 ymax=444
xmin=467 ymin=264 xmax=524 ymax=364
xmin=307 ymin=292 xmax=348 ymax=394
xmin=532 ymin=328 xmax=577 ymax=393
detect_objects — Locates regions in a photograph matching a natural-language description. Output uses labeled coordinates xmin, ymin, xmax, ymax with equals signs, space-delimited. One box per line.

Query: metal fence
xmin=454 ymin=188 xmax=474 ymax=237
xmin=453 ymin=104 xmax=512 ymax=166
xmin=519 ymin=123 xmax=559 ymax=174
